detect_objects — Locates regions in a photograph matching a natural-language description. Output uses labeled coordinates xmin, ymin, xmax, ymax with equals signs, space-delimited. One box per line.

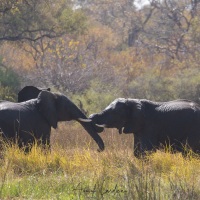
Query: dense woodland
xmin=0 ymin=0 xmax=200 ymax=113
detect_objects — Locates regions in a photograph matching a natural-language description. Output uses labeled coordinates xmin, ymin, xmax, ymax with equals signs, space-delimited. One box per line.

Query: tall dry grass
xmin=0 ymin=122 xmax=200 ymax=199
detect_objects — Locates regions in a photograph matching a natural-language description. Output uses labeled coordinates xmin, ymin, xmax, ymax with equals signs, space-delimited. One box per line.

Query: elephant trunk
xmin=77 ymin=120 xmax=105 ymax=151
xmin=72 ymin=107 xmax=105 ymax=151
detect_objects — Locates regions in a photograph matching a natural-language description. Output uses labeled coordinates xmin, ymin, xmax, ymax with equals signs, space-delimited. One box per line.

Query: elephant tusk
xmin=78 ymin=118 xmax=92 ymax=122
xmin=95 ymin=124 xmax=106 ymax=128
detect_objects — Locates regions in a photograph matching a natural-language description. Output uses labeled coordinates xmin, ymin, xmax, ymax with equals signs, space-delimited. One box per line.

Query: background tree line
xmin=0 ymin=0 xmax=200 ymax=114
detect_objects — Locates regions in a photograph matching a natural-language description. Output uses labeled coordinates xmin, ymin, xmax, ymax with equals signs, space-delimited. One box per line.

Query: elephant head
xmin=18 ymin=86 xmax=50 ymax=102
xmin=90 ymin=98 xmax=144 ymax=135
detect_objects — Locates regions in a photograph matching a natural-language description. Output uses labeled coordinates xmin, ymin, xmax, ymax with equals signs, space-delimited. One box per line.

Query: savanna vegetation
xmin=1 ymin=127 xmax=200 ymax=199
xmin=0 ymin=0 xmax=200 ymax=199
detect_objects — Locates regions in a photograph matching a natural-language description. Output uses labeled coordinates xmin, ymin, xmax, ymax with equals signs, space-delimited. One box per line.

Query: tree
xmin=0 ymin=0 xmax=88 ymax=91
xmin=0 ymin=0 xmax=87 ymax=42
xmin=139 ymin=0 xmax=200 ymax=59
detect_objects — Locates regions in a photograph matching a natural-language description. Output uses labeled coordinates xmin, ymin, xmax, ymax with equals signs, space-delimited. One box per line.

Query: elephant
xmin=89 ymin=98 xmax=200 ymax=157
xmin=0 ymin=88 xmax=104 ymax=152
xmin=18 ymin=86 xmax=50 ymax=102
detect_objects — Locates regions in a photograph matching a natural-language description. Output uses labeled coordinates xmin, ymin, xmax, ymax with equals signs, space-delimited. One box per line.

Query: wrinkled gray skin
xmin=90 ymin=98 xmax=200 ymax=157
xmin=0 ymin=87 xmax=104 ymax=152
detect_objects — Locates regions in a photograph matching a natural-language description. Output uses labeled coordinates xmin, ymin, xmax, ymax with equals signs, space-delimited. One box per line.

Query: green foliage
xmin=127 ymin=68 xmax=176 ymax=101
xmin=71 ymin=80 xmax=121 ymax=114
xmin=58 ymin=6 xmax=87 ymax=35
xmin=0 ymin=86 xmax=16 ymax=101
xmin=0 ymin=67 xmax=20 ymax=91
xmin=127 ymin=67 xmax=200 ymax=102
xmin=0 ymin=0 xmax=87 ymax=42
xmin=0 ymin=66 xmax=20 ymax=101
xmin=1 ymin=0 xmax=200 ymax=107
xmin=68 ymin=66 xmax=200 ymax=114
xmin=173 ymin=68 xmax=200 ymax=102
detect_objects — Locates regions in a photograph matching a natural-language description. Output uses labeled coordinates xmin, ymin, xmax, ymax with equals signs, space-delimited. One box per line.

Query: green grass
xmin=0 ymin=124 xmax=200 ymax=199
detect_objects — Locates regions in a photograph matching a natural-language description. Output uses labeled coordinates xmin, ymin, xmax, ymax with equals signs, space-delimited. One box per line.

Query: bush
xmin=127 ymin=67 xmax=200 ymax=103
xmin=0 ymin=66 xmax=20 ymax=101
xmin=71 ymin=80 xmax=122 ymax=115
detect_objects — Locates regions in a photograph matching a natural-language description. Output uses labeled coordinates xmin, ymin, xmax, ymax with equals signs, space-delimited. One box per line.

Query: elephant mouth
xmin=119 ymin=127 xmax=133 ymax=134
xmin=93 ymin=124 xmax=105 ymax=133
xmin=95 ymin=124 xmax=125 ymax=134
xmin=95 ymin=124 xmax=106 ymax=128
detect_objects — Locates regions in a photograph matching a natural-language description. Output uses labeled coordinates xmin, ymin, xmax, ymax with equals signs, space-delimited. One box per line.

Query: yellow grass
xmin=0 ymin=123 xmax=200 ymax=199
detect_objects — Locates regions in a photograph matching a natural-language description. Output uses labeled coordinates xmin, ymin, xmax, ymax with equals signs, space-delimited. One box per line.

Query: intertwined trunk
xmin=71 ymin=104 xmax=105 ymax=151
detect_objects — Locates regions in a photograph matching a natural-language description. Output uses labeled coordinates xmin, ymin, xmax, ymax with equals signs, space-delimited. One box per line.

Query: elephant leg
xmin=133 ymin=134 xmax=142 ymax=158
xmin=140 ymin=136 xmax=157 ymax=156
xmin=18 ymin=138 xmax=34 ymax=153
xmin=40 ymin=134 xmax=51 ymax=152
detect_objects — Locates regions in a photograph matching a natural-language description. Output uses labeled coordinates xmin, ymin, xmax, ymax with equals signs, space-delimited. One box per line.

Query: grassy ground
xmin=0 ymin=122 xmax=200 ymax=199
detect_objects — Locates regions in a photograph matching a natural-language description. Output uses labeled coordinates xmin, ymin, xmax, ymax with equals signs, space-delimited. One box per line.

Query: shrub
xmin=0 ymin=66 xmax=20 ymax=101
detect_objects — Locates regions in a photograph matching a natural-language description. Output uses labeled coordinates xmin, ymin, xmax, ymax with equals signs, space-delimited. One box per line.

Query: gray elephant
xmin=90 ymin=98 xmax=200 ymax=157
xmin=0 ymin=87 xmax=104 ymax=152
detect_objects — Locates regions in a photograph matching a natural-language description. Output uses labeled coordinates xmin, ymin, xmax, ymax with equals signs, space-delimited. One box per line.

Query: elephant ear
xmin=18 ymin=86 xmax=41 ymax=102
xmin=123 ymin=99 xmax=145 ymax=134
xmin=37 ymin=91 xmax=58 ymax=129
xmin=18 ymin=86 xmax=51 ymax=102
